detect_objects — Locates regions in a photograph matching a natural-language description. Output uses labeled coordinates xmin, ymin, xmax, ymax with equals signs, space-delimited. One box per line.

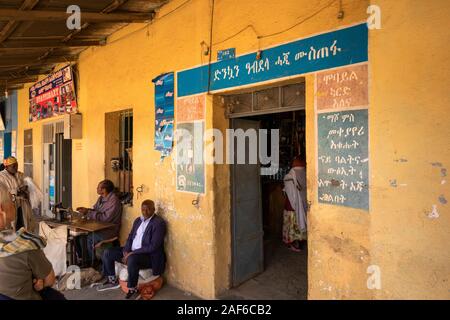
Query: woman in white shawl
xmin=282 ymin=157 xmax=307 ymax=252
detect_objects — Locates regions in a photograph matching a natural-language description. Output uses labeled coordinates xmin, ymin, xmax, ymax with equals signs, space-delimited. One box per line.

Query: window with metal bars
xmin=105 ymin=109 xmax=133 ymax=205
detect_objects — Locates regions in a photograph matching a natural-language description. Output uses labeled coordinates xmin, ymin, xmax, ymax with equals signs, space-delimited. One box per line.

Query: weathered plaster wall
xmin=306 ymin=68 xmax=372 ymax=299
xmin=15 ymin=0 xmax=449 ymax=299
xmin=74 ymin=0 xmax=217 ymax=298
xmin=368 ymin=0 xmax=450 ymax=299
xmin=210 ymin=0 xmax=370 ymax=298
xmin=16 ymin=0 xmax=369 ymax=299
xmin=212 ymin=0 xmax=372 ymax=300
xmin=18 ymin=0 xmax=217 ymax=297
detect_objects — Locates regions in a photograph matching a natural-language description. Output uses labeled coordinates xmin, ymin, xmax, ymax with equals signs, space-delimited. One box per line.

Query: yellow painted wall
xmin=15 ymin=0 xmax=449 ymax=299
xmin=368 ymin=0 xmax=450 ymax=299
xmin=308 ymin=0 xmax=450 ymax=300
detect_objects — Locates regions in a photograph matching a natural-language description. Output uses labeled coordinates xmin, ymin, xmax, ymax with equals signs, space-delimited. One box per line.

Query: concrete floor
xmin=63 ymin=239 xmax=307 ymax=300
xmin=63 ymin=283 xmax=200 ymax=300
xmin=220 ymin=239 xmax=308 ymax=300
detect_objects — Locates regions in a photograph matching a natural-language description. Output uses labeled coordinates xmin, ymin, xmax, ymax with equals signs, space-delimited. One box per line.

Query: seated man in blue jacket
xmin=97 ymin=199 xmax=166 ymax=300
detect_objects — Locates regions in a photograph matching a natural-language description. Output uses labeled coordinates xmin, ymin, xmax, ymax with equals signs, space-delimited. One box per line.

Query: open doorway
xmin=224 ymin=81 xmax=308 ymax=300
xmin=42 ymin=123 xmax=72 ymax=217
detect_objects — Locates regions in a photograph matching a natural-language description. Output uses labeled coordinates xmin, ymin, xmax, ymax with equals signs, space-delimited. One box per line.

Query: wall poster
xmin=29 ymin=65 xmax=78 ymax=122
xmin=175 ymin=95 xmax=206 ymax=194
xmin=153 ymin=72 xmax=174 ymax=159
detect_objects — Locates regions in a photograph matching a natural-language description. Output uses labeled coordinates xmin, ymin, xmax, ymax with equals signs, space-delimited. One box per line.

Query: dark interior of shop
xmin=233 ymin=110 xmax=308 ymax=299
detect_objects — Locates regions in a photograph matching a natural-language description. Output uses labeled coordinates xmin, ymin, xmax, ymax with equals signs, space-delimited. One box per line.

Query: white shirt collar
xmin=140 ymin=214 xmax=154 ymax=223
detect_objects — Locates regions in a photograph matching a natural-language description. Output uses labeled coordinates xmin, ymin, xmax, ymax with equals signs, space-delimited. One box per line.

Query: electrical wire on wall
xmin=212 ymin=24 xmax=260 ymax=47
xmin=13 ymin=0 xmax=344 ymax=97
xmin=206 ymin=0 xmax=215 ymax=94
xmin=211 ymin=0 xmax=339 ymax=46
xmin=205 ymin=0 xmax=341 ymax=96
xmin=9 ymin=0 xmax=194 ymax=75
xmin=107 ymin=0 xmax=193 ymax=46
xmin=258 ymin=0 xmax=339 ymax=39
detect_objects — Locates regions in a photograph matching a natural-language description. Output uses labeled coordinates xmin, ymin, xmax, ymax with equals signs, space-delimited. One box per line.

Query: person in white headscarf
xmin=0 ymin=157 xmax=37 ymax=232
xmin=282 ymin=157 xmax=307 ymax=252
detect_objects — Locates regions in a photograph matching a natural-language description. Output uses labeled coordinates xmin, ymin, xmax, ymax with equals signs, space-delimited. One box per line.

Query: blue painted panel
xmin=317 ymin=109 xmax=369 ymax=211
xmin=178 ymin=23 xmax=368 ymax=97
xmin=49 ymin=175 xmax=55 ymax=206
xmin=11 ymin=91 xmax=18 ymax=130
xmin=3 ymin=132 xmax=11 ymax=158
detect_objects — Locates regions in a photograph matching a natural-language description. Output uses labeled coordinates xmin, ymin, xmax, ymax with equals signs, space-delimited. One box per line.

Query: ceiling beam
xmin=0 ymin=64 xmax=54 ymax=70
xmin=0 ymin=76 xmax=38 ymax=84
xmin=0 ymin=84 xmax=24 ymax=91
xmin=102 ymin=0 xmax=129 ymax=13
xmin=62 ymin=0 xmax=129 ymax=43
xmin=0 ymin=9 xmax=154 ymax=22
xmin=0 ymin=0 xmax=40 ymax=44
xmin=8 ymin=36 xmax=67 ymax=40
xmin=0 ymin=73 xmax=42 ymax=79
xmin=0 ymin=56 xmax=77 ymax=67
xmin=0 ymin=39 xmax=105 ymax=48
xmin=0 ymin=72 xmax=51 ymax=81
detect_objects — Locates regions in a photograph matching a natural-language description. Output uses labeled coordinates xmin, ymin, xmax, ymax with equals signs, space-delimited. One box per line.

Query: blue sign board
xmin=177 ymin=23 xmax=368 ymax=97
xmin=317 ymin=109 xmax=369 ymax=210
xmin=153 ymin=72 xmax=174 ymax=158
xmin=217 ymin=48 xmax=236 ymax=61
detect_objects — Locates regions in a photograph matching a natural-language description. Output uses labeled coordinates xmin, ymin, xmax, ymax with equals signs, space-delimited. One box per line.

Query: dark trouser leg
xmin=15 ymin=207 xmax=24 ymax=230
xmin=102 ymin=247 xmax=124 ymax=277
xmin=75 ymin=235 xmax=87 ymax=263
xmin=127 ymin=254 xmax=152 ymax=289
xmin=39 ymin=288 xmax=66 ymax=300
xmin=86 ymin=233 xmax=105 ymax=263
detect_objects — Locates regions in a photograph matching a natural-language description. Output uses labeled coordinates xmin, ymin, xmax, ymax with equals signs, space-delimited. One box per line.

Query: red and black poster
xmin=29 ymin=65 xmax=78 ymax=122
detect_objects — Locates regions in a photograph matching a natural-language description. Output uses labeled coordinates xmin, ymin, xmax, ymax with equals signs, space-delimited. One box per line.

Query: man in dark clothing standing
xmin=97 ymin=199 xmax=166 ymax=300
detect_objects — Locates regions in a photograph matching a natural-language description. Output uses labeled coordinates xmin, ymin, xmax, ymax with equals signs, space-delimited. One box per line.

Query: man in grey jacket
xmin=76 ymin=179 xmax=123 ymax=263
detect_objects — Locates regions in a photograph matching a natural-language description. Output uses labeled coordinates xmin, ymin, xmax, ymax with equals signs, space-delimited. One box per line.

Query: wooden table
xmin=39 ymin=217 xmax=116 ymax=267
xmin=42 ymin=218 xmax=116 ymax=233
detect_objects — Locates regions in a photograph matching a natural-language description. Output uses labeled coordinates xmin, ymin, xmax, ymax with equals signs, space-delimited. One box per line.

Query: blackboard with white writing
xmin=317 ymin=109 xmax=369 ymax=211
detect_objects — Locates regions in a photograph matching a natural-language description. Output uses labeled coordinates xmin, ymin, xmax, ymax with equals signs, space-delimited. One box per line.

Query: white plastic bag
xmin=24 ymin=177 xmax=43 ymax=209
xmin=39 ymin=221 xmax=67 ymax=277
xmin=114 ymin=261 xmax=157 ymax=284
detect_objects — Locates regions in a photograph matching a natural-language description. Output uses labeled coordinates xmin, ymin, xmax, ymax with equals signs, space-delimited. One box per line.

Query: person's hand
xmin=33 ymin=279 xmax=44 ymax=292
xmin=76 ymin=207 xmax=89 ymax=215
xmin=122 ymin=252 xmax=132 ymax=265
xmin=17 ymin=185 xmax=29 ymax=197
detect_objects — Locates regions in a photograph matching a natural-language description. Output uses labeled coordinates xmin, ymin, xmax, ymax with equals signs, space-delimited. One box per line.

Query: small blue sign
xmin=49 ymin=175 xmax=55 ymax=206
xmin=177 ymin=23 xmax=368 ymax=97
xmin=217 ymin=48 xmax=236 ymax=61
